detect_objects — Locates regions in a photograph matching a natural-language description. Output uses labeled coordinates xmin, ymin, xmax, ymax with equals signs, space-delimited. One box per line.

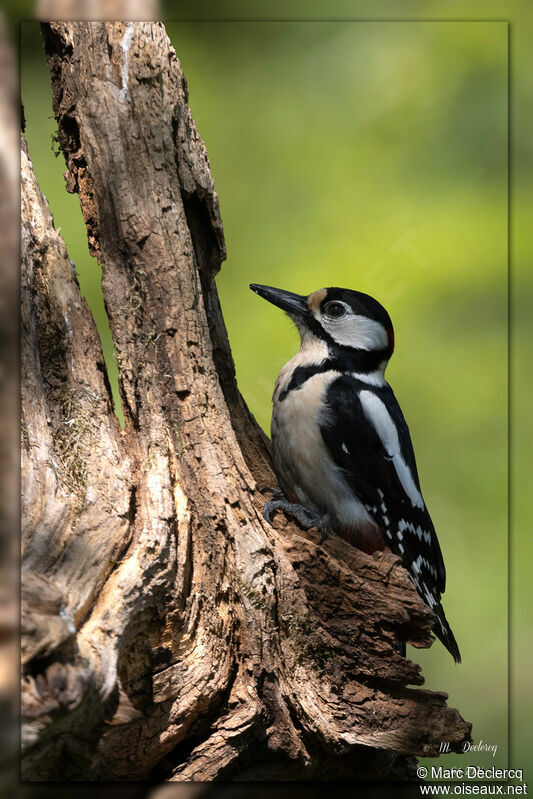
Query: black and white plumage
xmin=250 ymin=283 xmax=461 ymax=663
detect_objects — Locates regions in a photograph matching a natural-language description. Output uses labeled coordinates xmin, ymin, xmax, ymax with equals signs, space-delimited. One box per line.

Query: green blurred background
xmin=21 ymin=14 xmax=515 ymax=776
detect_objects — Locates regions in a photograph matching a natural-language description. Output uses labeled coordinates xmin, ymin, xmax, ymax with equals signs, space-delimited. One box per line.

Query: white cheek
xmin=319 ymin=313 xmax=388 ymax=350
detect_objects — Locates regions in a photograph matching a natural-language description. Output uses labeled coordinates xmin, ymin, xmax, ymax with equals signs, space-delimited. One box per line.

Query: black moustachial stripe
xmin=278 ymin=347 xmax=389 ymax=402
xmin=279 ymin=364 xmax=328 ymax=402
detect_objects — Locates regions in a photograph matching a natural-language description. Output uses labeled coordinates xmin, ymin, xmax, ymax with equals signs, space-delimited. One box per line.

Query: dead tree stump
xmin=21 ymin=20 xmax=471 ymax=781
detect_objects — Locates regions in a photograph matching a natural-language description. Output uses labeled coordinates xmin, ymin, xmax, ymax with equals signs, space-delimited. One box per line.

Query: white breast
xmin=271 ymin=358 xmax=374 ymax=534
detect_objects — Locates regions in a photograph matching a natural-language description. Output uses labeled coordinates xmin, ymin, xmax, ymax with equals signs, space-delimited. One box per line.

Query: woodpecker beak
xmin=250 ymin=284 xmax=309 ymax=319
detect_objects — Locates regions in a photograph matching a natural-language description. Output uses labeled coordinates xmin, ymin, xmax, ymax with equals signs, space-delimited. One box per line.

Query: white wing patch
xmin=358 ymin=390 xmax=424 ymax=509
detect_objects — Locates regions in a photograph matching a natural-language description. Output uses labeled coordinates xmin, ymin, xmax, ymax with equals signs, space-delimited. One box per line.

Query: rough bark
xmin=1 ymin=16 xmax=20 ymax=782
xmin=21 ymin=20 xmax=471 ymax=781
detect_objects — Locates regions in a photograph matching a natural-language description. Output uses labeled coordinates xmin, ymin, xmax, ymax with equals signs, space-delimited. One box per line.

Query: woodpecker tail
xmin=433 ymin=603 xmax=462 ymax=663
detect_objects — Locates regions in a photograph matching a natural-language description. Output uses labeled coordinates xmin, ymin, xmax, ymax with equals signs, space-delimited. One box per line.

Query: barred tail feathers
xmin=433 ymin=602 xmax=461 ymax=664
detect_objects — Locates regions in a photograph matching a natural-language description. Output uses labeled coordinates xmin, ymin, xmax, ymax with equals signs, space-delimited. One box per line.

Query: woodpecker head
xmin=250 ymin=284 xmax=394 ymax=367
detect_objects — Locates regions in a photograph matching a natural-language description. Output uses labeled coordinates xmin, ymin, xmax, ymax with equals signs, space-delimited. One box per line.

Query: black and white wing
xmin=320 ymin=374 xmax=460 ymax=663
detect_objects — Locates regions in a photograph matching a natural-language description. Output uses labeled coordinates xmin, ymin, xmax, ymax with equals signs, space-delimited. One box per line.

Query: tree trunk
xmin=21 ymin=20 xmax=471 ymax=781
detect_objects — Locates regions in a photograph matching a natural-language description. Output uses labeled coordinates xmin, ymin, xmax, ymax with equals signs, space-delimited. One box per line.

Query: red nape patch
xmin=386 ymin=327 xmax=395 ymax=353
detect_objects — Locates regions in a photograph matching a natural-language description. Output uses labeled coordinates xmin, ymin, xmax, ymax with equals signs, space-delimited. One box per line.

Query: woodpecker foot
xmin=263 ymin=498 xmax=328 ymax=540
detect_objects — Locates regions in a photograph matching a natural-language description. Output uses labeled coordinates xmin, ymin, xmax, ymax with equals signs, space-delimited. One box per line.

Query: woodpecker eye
xmin=324 ymin=301 xmax=347 ymax=319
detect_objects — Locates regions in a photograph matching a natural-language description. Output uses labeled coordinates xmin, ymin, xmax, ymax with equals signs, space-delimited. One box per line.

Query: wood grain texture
xmin=20 ymin=20 xmax=471 ymax=781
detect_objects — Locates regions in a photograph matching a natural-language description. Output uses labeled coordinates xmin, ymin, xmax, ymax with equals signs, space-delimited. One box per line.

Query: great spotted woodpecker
xmin=250 ymin=283 xmax=461 ymax=663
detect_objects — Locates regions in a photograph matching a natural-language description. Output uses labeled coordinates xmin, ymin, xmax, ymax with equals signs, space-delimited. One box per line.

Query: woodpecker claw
xmin=262 ymin=501 xmax=274 ymax=526
xmin=317 ymin=522 xmax=329 ymax=544
xmin=263 ymin=498 xmax=328 ymax=539
xmin=261 ymin=487 xmax=285 ymax=500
